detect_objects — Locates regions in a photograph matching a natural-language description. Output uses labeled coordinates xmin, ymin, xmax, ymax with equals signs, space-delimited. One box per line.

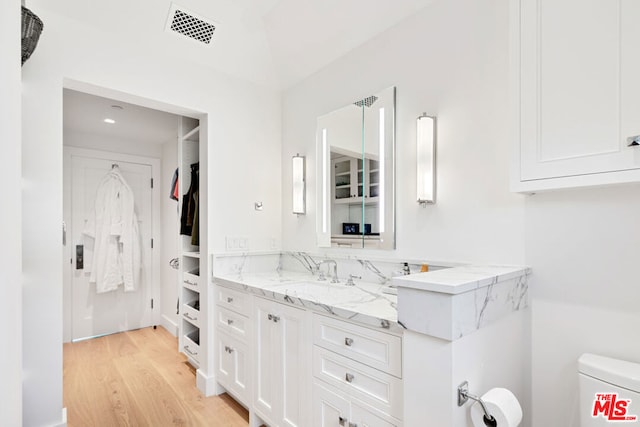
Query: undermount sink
xmin=271 ymin=280 xmax=350 ymax=295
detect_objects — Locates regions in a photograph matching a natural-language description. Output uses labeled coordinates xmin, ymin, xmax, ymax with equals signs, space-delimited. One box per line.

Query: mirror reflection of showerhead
xmin=353 ymin=96 xmax=378 ymax=108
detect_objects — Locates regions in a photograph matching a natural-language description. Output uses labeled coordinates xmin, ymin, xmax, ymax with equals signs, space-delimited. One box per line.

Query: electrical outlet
xmin=225 ymin=236 xmax=237 ymax=251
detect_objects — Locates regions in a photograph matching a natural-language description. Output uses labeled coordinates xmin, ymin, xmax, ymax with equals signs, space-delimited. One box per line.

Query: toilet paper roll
xmin=470 ymin=388 xmax=523 ymax=427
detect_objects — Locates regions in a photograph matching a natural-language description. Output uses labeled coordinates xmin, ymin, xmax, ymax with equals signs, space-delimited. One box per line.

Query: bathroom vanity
xmin=209 ymin=252 xmax=530 ymax=427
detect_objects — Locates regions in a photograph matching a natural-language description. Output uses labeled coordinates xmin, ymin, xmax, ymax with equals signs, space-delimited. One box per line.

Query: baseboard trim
xmin=160 ymin=315 xmax=178 ymax=337
xmin=51 ymin=407 xmax=67 ymax=427
xmin=196 ymin=370 xmax=219 ymax=397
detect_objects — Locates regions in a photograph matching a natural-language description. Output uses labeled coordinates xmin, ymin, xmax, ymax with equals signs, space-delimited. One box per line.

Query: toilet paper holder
xmin=458 ymin=381 xmax=497 ymax=426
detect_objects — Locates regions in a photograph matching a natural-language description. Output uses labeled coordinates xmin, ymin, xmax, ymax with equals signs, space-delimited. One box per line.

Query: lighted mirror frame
xmin=316 ymin=86 xmax=396 ymax=249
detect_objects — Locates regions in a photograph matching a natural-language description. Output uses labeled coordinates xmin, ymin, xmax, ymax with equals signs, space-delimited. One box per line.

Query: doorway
xmin=62 ymin=88 xmax=181 ymax=343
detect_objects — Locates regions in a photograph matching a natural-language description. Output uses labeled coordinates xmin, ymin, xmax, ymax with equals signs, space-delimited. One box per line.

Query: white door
xmin=68 ymin=153 xmax=154 ymax=341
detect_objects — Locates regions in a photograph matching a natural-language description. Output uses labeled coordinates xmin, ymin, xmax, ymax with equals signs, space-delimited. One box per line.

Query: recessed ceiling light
xmin=104 ymin=118 xmax=116 ymax=124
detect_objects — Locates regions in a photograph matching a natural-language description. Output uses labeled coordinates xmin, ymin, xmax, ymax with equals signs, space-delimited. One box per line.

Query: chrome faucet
xmin=345 ymin=274 xmax=361 ymax=286
xmin=318 ymin=259 xmax=339 ymax=283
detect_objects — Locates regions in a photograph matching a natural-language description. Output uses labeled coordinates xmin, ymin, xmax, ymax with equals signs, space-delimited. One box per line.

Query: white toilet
xmin=579 ymin=353 xmax=640 ymax=426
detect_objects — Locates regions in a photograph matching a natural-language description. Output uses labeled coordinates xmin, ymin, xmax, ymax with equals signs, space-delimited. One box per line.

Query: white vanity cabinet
xmin=312 ymin=314 xmax=403 ymax=427
xmin=212 ymin=281 xmax=403 ymax=427
xmin=214 ymin=286 xmax=251 ymax=406
xmin=512 ymin=0 xmax=640 ymax=191
xmin=253 ymin=296 xmax=310 ymax=427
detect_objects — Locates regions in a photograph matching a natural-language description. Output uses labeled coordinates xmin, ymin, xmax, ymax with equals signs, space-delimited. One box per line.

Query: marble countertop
xmin=392 ymin=265 xmax=531 ymax=295
xmin=213 ymin=271 xmax=401 ymax=332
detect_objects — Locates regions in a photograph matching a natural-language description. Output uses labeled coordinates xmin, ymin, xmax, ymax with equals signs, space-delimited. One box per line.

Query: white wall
xmin=281 ymin=0 xmax=531 ymax=422
xmin=281 ymin=0 xmax=525 ymax=265
xmin=64 ymin=130 xmax=164 ymax=158
xmin=527 ymin=185 xmax=640 ymax=426
xmin=21 ymin=3 xmax=281 ymax=425
xmin=161 ymin=140 xmax=180 ymax=334
xmin=0 ymin=1 xmax=23 ymax=425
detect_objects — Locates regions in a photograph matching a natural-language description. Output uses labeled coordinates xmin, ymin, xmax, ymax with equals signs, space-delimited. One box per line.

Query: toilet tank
xmin=579 ymin=353 xmax=640 ymax=426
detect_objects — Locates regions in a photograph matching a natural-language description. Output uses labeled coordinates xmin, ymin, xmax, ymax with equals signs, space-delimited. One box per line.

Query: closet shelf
xmin=182 ymin=251 xmax=201 ymax=259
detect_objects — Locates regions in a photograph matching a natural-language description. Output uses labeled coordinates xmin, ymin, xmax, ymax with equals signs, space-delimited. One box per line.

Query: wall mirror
xmin=316 ymin=86 xmax=395 ymax=249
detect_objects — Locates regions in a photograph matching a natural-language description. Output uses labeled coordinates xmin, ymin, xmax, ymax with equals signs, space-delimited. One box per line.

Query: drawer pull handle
xmin=227 ymin=297 xmax=233 ymax=303
xmin=224 ymin=346 xmax=234 ymax=354
xmin=184 ymin=346 xmax=198 ymax=356
xmin=184 ymin=279 xmax=198 ymax=287
xmin=227 ymin=319 xmax=234 ymax=325
xmin=268 ymin=314 xmax=280 ymax=323
xmin=344 ymin=337 xmax=354 ymax=346
xmin=345 ymin=373 xmax=355 ymax=383
xmin=339 ymin=416 xmax=348 ymax=426
xmin=184 ymin=312 xmax=197 ymax=322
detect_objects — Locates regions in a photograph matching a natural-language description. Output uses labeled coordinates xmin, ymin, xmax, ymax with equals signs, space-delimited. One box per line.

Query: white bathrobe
xmin=83 ymin=168 xmax=141 ymax=293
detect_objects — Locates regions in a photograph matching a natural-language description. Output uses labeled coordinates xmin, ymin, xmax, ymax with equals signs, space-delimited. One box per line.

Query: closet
xmin=178 ymin=118 xmax=201 ymax=365
xmin=176 ymin=117 xmax=212 ymax=394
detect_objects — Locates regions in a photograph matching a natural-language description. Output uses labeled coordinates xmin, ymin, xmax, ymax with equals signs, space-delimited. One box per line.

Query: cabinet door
xmin=517 ymin=0 xmax=640 ymax=185
xmin=279 ymin=302 xmax=308 ymax=427
xmin=254 ymin=297 xmax=308 ymax=427
xmin=333 ymin=158 xmax=354 ymax=201
xmin=313 ymin=381 xmax=351 ymax=427
xmin=216 ymin=332 xmax=233 ymax=389
xmin=254 ymin=297 xmax=280 ymax=425
xmin=217 ymin=331 xmax=249 ymax=405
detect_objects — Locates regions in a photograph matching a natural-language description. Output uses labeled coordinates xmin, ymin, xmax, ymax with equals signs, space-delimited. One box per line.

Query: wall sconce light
xmin=292 ymin=154 xmax=306 ymax=215
xmin=417 ymin=113 xmax=436 ymax=206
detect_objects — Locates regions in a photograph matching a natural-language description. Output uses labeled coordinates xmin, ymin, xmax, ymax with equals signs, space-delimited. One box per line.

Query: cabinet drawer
xmin=183 ymin=272 xmax=201 ymax=291
xmin=313 ymin=314 xmax=402 ymax=377
xmin=182 ymin=303 xmax=200 ymax=327
xmin=183 ymin=330 xmax=200 ymax=365
xmin=313 ymin=346 xmax=403 ymax=419
xmin=216 ymin=306 xmax=249 ymax=343
xmin=216 ymin=285 xmax=250 ymax=317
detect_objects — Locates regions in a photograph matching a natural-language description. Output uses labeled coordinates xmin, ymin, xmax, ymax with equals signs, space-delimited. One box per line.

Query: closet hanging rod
xmin=182 ymin=125 xmax=200 ymax=141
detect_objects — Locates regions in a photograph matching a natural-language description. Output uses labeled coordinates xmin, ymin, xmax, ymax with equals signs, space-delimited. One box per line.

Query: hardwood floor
xmin=63 ymin=327 xmax=249 ymax=427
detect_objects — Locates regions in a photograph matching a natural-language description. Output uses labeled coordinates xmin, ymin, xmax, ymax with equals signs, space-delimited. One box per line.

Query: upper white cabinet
xmin=512 ymin=0 xmax=640 ymax=191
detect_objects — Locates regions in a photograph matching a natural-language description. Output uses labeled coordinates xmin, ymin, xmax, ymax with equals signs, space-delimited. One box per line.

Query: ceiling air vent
xmin=165 ymin=3 xmax=216 ymax=45
xmin=353 ymin=96 xmax=378 ymax=108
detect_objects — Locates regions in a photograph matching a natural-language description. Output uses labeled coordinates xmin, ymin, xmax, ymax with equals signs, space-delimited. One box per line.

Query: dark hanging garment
xmin=191 ymin=191 xmax=199 ymax=246
xmin=180 ymin=163 xmax=199 ymax=238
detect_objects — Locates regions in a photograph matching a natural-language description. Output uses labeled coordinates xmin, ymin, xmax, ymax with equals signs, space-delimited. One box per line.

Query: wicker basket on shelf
xmin=22 ymin=6 xmax=44 ymax=65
